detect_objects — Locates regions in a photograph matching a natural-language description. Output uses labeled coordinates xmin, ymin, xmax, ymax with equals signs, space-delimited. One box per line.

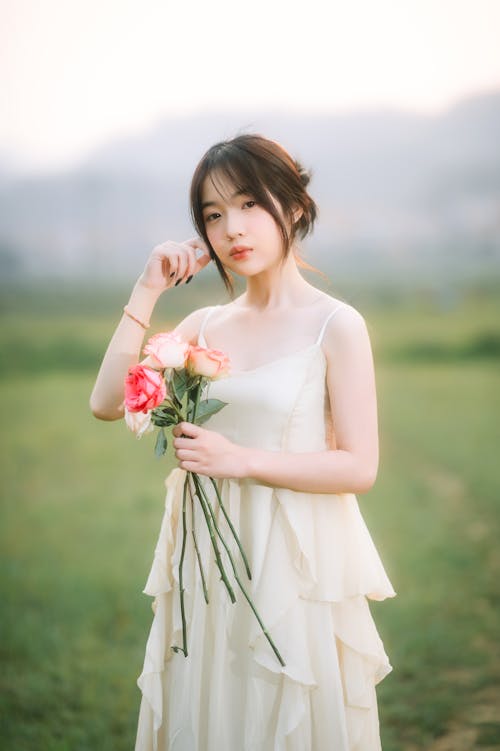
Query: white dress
xmin=134 ymin=303 xmax=396 ymax=751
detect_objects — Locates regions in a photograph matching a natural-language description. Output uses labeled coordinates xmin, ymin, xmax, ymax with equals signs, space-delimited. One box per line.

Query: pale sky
xmin=1 ymin=0 xmax=500 ymax=172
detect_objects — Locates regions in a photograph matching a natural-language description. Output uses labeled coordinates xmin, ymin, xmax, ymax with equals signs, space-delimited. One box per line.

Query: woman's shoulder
xmin=172 ymin=305 xmax=218 ymax=346
xmin=318 ymin=293 xmax=372 ymax=353
xmin=311 ymin=291 xmax=364 ymax=323
xmin=172 ymin=299 xmax=244 ymax=346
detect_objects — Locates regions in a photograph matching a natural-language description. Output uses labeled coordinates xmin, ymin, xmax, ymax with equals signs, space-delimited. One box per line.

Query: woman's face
xmin=200 ymin=171 xmax=286 ymax=276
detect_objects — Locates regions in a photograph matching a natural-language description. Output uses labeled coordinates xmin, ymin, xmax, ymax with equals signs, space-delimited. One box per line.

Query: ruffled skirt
xmin=134 ymin=469 xmax=396 ymax=751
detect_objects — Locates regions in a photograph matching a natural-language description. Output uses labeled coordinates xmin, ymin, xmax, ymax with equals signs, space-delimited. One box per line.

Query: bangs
xmin=200 ymin=144 xmax=268 ymax=205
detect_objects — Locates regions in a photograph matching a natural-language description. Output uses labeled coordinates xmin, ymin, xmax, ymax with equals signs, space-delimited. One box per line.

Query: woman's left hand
xmin=172 ymin=421 xmax=248 ymax=479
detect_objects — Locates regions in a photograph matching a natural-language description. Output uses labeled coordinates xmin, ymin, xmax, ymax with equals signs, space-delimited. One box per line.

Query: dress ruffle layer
xmin=135 ymin=468 xmax=395 ymax=751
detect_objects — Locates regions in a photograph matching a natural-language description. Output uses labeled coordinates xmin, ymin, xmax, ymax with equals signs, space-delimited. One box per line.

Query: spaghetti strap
xmin=315 ymin=304 xmax=348 ymax=345
xmin=198 ymin=305 xmax=222 ymax=347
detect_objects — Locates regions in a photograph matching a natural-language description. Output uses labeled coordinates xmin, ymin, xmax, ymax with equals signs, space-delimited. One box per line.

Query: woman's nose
xmin=225 ymin=209 xmax=245 ymax=239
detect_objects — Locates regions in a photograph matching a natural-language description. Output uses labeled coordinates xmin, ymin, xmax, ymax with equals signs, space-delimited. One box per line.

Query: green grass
xmin=1 ymin=282 xmax=499 ymax=750
xmin=0 ymin=372 xmax=169 ymax=750
xmin=371 ymin=360 xmax=500 ymax=749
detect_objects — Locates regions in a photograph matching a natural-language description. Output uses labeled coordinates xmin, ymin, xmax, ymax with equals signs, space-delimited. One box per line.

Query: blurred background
xmin=1 ymin=1 xmax=499 ymax=749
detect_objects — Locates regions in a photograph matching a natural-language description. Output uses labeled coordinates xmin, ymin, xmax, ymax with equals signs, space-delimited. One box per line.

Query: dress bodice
xmin=198 ymin=304 xmax=347 ymax=452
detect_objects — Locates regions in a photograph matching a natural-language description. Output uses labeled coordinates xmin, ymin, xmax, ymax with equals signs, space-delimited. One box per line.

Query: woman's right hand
xmin=138 ymin=237 xmax=212 ymax=292
xmin=90 ymin=237 xmax=212 ymax=421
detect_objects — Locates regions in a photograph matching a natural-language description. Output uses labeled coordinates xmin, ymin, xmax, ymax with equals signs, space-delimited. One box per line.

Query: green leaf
xmin=151 ymin=413 xmax=177 ymax=427
xmin=195 ymin=398 xmax=228 ymax=425
xmin=151 ymin=405 xmax=178 ymax=427
xmin=154 ymin=427 xmax=168 ymax=457
xmin=159 ymin=404 xmax=178 ymax=415
xmin=172 ymin=368 xmax=190 ymax=402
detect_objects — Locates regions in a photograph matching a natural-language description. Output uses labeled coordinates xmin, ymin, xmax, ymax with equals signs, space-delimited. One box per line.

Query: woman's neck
xmin=237 ymin=253 xmax=322 ymax=311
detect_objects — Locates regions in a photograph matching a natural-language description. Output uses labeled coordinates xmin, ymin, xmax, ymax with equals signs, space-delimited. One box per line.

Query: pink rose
xmin=186 ymin=346 xmax=231 ymax=379
xmin=143 ymin=332 xmax=190 ymax=369
xmin=124 ymin=364 xmax=167 ymax=413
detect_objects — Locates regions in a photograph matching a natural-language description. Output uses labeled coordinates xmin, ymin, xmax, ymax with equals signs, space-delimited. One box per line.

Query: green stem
xmin=192 ymin=378 xmax=204 ymax=421
xmin=171 ymin=472 xmax=188 ymax=657
xmin=187 ymin=376 xmax=205 ymax=423
xmin=186 ymin=475 xmax=209 ymax=604
xmin=195 ymin=473 xmax=285 ymax=667
xmin=174 ymin=374 xmax=283 ymax=665
xmin=191 ymin=473 xmax=236 ymax=603
xmin=190 ymin=376 xmax=251 ymax=580
xmin=209 ymin=476 xmax=252 ymax=581
xmin=168 ymin=398 xmax=185 ymax=421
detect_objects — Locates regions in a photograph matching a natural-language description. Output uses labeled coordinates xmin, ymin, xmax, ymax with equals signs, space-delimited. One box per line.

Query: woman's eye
xmin=205 ymin=212 xmax=220 ymax=223
xmin=243 ymin=200 xmax=256 ymax=209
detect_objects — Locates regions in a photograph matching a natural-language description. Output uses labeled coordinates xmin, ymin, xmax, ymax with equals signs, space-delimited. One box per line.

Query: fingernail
xmin=186 ymin=275 xmax=193 ymax=284
xmin=170 ymin=272 xmax=175 ymax=278
xmin=175 ymin=279 xmax=181 ymax=286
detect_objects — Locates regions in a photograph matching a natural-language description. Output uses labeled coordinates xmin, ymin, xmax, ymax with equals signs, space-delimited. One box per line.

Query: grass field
xmin=1 ymin=280 xmax=499 ymax=750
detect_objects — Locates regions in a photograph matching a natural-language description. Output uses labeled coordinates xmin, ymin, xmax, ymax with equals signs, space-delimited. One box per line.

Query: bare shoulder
xmin=172 ymin=305 xmax=215 ymax=345
xmin=320 ymin=297 xmax=372 ymax=355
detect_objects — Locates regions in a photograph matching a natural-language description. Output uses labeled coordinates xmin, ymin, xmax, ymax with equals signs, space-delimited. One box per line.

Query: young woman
xmin=90 ymin=134 xmax=396 ymax=750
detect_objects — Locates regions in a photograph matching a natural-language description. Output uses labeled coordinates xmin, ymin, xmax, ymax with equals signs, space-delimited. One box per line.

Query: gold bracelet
xmin=123 ymin=305 xmax=150 ymax=330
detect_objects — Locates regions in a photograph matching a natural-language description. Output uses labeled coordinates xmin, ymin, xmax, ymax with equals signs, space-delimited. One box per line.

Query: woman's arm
xmin=89 ymin=238 xmax=211 ymax=421
xmin=172 ymin=306 xmax=379 ymax=495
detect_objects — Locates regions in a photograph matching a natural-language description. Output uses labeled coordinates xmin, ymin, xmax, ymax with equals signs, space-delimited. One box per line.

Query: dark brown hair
xmin=190 ymin=134 xmax=319 ymax=294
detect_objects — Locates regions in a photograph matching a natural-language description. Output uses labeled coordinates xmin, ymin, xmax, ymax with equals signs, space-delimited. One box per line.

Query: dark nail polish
xmin=175 ymin=279 xmax=181 ymax=286
xmin=186 ymin=275 xmax=193 ymax=284
xmin=170 ymin=272 xmax=175 ymax=278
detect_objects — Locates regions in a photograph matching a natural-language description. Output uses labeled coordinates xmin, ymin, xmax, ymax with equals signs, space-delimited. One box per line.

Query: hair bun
xmin=295 ymin=160 xmax=311 ymax=188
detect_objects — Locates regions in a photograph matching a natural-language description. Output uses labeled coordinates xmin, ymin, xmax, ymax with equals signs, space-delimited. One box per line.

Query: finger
xmin=174 ymin=251 xmax=188 ymax=284
xmin=173 ymin=436 xmax=198 ymax=449
xmin=185 ymin=237 xmax=208 ymax=253
xmin=177 ymin=421 xmax=200 ymax=437
xmin=185 ymin=238 xmax=212 ymax=271
xmin=161 ymin=256 xmax=169 ymax=280
xmin=194 ymin=248 xmax=212 ymax=273
xmin=179 ymin=460 xmax=200 ymax=473
xmin=175 ymin=448 xmax=199 ymax=461
xmin=179 ymin=246 xmax=197 ymax=282
xmin=165 ymin=251 xmax=179 ymax=282
xmin=173 ymin=422 xmax=198 ymax=437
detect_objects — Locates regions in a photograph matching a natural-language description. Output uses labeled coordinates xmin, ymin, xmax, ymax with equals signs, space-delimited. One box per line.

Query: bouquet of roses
xmin=123 ymin=332 xmax=285 ymax=666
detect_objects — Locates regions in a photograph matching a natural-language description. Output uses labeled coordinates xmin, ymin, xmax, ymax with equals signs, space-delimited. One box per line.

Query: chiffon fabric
xmin=134 ymin=303 xmax=396 ymax=751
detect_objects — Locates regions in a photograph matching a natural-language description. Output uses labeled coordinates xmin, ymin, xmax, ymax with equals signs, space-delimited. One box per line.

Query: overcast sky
xmin=1 ymin=0 xmax=500 ymax=172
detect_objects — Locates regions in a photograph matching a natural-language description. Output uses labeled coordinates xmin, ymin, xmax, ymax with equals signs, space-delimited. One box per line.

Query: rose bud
xmin=124 ymin=407 xmax=155 ymax=437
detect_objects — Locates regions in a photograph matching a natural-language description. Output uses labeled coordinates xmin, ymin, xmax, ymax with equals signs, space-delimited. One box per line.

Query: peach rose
xmin=124 ymin=364 xmax=167 ymax=413
xmin=186 ymin=346 xmax=231 ymax=379
xmin=143 ymin=332 xmax=190 ymax=369
xmin=124 ymin=407 xmax=155 ymax=437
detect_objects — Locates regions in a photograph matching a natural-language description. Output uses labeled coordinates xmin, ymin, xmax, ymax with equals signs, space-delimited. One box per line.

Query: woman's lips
xmin=229 ymin=246 xmax=253 ymax=261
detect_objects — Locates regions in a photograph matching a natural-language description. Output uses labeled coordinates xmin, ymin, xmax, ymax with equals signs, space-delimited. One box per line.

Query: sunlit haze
xmin=1 ymin=0 xmax=500 ymax=172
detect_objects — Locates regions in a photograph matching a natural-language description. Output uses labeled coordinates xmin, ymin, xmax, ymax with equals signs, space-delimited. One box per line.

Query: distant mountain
xmin=0 ymin=90 xmax=499 ymax=280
